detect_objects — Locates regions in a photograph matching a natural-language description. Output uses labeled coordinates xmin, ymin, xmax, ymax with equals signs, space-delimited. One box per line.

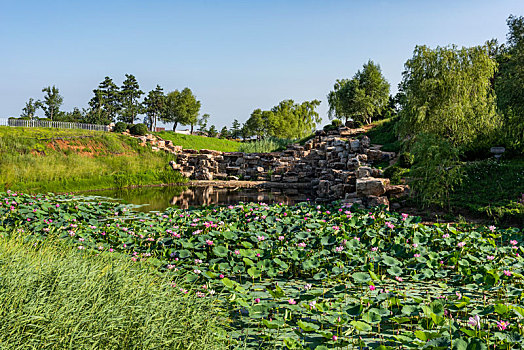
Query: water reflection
xmin=87 ymin=185 xmax=313 ymax=212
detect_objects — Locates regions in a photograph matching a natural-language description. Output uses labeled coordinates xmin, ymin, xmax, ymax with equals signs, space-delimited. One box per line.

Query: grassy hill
xmin=155 ymin=131 xmax=242 ymax=152
xmin=0 ymin=127 xmax=184 ymax=193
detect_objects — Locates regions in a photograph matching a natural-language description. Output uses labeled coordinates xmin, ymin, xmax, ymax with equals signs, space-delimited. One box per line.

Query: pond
xmin=84 ymin=185 xmax=314 ymax=211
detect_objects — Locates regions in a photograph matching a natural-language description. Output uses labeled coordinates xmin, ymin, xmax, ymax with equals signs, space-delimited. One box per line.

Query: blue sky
xmin=1 ymin=0 xmax=523 ymax=128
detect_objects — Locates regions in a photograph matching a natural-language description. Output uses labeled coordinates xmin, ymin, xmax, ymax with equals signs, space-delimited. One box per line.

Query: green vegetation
xmin=0 ymin=126 xmax=185 ymax=193
xmin=0 ymin=235 xmax=224 ymax=349
xmin=364 ymin=117 xmax=401 ymax=152
xmin=2 ymin=192 xmax=522 ymax=348
xmin=155 ymin=131 xmax=242 ymax=152
xmin=450 ymin=159 xmax=524 ymax=225
xmin=328 ymin=60 xmax=390 ymax=125
xmin=238 ymin=137 xmax=294 ymax=153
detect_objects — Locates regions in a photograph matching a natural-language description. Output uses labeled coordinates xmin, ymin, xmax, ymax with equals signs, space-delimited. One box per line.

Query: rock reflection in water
xmin=170 ymin=186 xmax=310 ymax=209
xmin=85 ymin=185 xmax=312 ymax=212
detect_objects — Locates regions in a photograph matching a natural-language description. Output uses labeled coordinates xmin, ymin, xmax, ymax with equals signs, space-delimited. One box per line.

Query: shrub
xmin=130 ymin=123 xmax=148 ymax=136
xmin=383 ymin=165 xmax=409 ymax=184
xmin=113 ymin=121 xmax=128 ymax=133
xmin=398 ymin=152 xmax=414 ymax=168
xmin=331 ymin=119 xmax=342 ymax=127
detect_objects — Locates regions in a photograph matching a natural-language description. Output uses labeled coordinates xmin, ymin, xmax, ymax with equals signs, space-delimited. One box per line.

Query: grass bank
xmin=0 ymin=126 xmax=185 ymax=193
xmin=0 ymin=235 xmax=225 ymax=349
xmin=155 ymin=131 xmax=242 ymax=152
xmin=364 ymin=117 xmax=401 ymax=152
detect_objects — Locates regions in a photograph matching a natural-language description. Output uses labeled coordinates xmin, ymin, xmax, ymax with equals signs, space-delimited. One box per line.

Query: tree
xmin=328 ymin=60 xmax=390 ymax=124
xmin=143 ymin=85 xmax=165 ymax=131
xmin=197 ymin=113 xmax=210 ymax=134
xmin=119 ymin=74 xmax=143 ymax=124
xmin=269 ymin=99 xmax=321 ymax=139
xmin=62 ymin=107 xmax=84 ymax=122
xmin=219 ymin=126 xmax=229 ymax=139
xmin=207 ymin=125 xmax=218 ymax=138
xmin=20 ymin=98 xmax=41 ymax=119
xmin=230 ymin=119 xmax=241 ymax=139
xmin=162 ymin=88 xmax=201 ymax=132
xmin=88 ymin=77 xmax=120 ymax=124
xmin=245 ymin=109 xmax=269 ymax=139
xmin=398 ymin=44 xmax=501 ymax=149
xmin=494 ymin=15 xmax=524 ymax=150
xmin=41 ymin=86 xmax=63 ymax=121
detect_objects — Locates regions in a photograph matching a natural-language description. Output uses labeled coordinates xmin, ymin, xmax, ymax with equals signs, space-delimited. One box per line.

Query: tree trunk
xmin=190 ymin=124 xmax=194 ymax=134
xmin=173 ymin=121 xmax=178 ymax=131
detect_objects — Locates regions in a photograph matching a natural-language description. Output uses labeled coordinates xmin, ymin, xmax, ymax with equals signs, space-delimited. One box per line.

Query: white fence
xmin=0 ymin=118 xmax=109 ymax=132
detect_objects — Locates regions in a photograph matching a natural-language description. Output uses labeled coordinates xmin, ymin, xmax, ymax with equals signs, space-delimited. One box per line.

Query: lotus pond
xmin=1 ymin=191 xmax=523 ymax=349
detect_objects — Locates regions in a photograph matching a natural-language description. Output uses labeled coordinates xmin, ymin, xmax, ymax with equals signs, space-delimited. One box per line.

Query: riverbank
xmin=0 ymin=126 xmax=185 ymax=193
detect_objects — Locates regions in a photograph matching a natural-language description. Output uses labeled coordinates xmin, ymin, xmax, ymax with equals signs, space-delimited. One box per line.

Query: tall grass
xmin=238 ymin=137 xmax=294 ymax=153
xmin=0 ymin=235 xmax=226 ymax=349
xmin=155 ymin=131 xmax=242 ymax=152
xmin=364 ymin=117 xmax=401 ymax=152
xmin=0 ymin=126 xmax=185 ymax=192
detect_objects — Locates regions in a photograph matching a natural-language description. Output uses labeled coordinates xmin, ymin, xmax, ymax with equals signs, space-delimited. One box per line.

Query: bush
xmin=130 ymin=123 xmax=148 ymax=136
xmin=398 ymin=152 xmax=414 ymax=168
xmin=113 ymin=121 xmax=128 ymax=133
xmin=383 ymin=165 xmax=409 ymax=184
xmin=331 ymin=119 xmax=342 ymax=127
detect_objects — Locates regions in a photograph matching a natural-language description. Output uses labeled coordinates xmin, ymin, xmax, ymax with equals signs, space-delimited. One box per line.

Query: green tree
xmin=219 ymin=126 xmax=229 ymax=139
xmin=41 ymin=86 xmax=63 ymax=121
xmin=119 ymin=74 xmax=143 ymax=124
xmin=62 ymin=108 xmax=84 ymax=122
xmin=20 ymin=98 xmax=41 ymax=119
xmin=398 ymin=44 xmax=501 ymax=149
xmin=245 ymin=109 xmax=269 ymax=139
xmin=270 ymin=99 xmax=321 ymax=139
xmin=207 ymin=125 xmax=218 ymax=138
xmin=88 ymin=77 xmax=120 ymax=124
xmin=143 ymin=85 xmax=165 ymax=131
xmin=162 ymin=88 xmax=201 ymax=132
xmin=494 ymin=15 xmax=524 ymax=151
xmin=328 ymin=60 xmax=390 ymax=125
xmin=197 ymin=113 xmax=210 ymax=134
xmin=230 ymin=119 xmax=241 ymax=139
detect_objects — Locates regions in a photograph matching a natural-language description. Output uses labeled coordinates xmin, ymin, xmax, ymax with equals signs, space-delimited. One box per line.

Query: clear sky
xmin=1 ymin=0 xmax=523 ymax=128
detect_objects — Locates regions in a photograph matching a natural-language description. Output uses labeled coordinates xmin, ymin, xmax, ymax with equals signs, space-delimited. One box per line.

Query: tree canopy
xmin=327 ymin=60 xmax=390 ymax=125
xmin=162 ymin=88 xmax=201 ymax=132
xmin=143 ymin=85 xmax=165 ymax=131
xmin=397 ymin=44 xmax=501 ymax=149
xmin=41 ymin=86 xmax=63 ymax=121
xmin=118 ymin=74 xmax=144 ymax=124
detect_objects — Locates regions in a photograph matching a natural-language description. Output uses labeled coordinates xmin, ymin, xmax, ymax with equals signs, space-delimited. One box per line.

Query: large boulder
xmin=356 ymin=177 xmax=390 ymax=196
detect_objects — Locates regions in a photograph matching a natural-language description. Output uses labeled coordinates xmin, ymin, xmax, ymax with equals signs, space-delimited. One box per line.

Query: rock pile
xmin=129 ymin=128 xmax=408 ymax=208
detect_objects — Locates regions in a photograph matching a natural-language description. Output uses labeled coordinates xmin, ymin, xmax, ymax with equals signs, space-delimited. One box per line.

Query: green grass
xmin=449 ymin=159 xmax=524 ymax=225
xmin=155 ymin=131 xmax=242 ymax=152
xmin=0 ymin=126 xmax=185 ymax=193
xmin=0 ymin=235 xmax=225 ymax=349
xmin=364 ymin=117 xmax=401 ymax=152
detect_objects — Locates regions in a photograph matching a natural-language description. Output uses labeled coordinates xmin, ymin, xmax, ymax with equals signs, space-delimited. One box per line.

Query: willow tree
xmin=398 ymin=44 xmax=501 ymax=149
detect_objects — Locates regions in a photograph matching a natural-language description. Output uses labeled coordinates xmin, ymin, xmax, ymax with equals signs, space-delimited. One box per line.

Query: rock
xmin=356 ymin=177 xmax=390 ymax=196
xmin=357 ymin=166 xmax=373 ymax=178
xmin=367 ymin=195 xmax=389 ymax=210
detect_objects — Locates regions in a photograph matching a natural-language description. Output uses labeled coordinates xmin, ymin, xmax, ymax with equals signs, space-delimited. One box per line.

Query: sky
xmin=1 ymin=0 xmax=523 ymax=129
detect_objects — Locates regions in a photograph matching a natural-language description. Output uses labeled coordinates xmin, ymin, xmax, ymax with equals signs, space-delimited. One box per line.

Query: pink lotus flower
xmin=371 ymin=247 xmax=378 ymax=252
xmin=288 ymin=298 xmax=296 ymax=305
xmin=278 ymin=236 xmax=285 ymax=241
xmin=487 ymin=255 xmax=495 ymax=261
xmin=504 ymin=270 xmax=512 ymax=276
xmin=496 ymin=320 xmax=509 ymax=331
xmin=488 ymin=225 xmax=496 ymax=232
xmin=385 ymin=221 xmax=395 ymax=229
xmin=457 ymin=242 xmax=466 ymax=248
xmin=442 ymin=234 xmax=450 ymax=238
xmin=369 ymin=285 xmax=376 ymax=291
xmin=468 ymin=315 xmax=480 ymax=329
xmin=332 ymin=335 xmax=338 ymax=341
xmin=395 ymin=276 xmax=403 ymax=282
xmin=414 ymin=254 xmax=421 ymax=258
xmin=206 ymin=240 xmax=214 ymax=246
xmin=257 ymin=235 xmax=265 ymax=241
xmin=297 ymin=242 xmax=306 ymax=248
xmin=510 ymin=240 xmax=518 ymax=246
xmin=234 ymin=250 xmax=240 ymax=255
xmin=219 ymin=274 xmax=224 ymax=279
xmin=401 ymin=213 xmax=409 ymax=221
xmin=255 ymin=298 xmax=261 ymax=303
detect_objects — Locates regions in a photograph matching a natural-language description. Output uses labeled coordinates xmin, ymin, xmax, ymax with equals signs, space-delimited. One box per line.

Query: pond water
xmin=84 ymin=185 xmax=314 ymax=212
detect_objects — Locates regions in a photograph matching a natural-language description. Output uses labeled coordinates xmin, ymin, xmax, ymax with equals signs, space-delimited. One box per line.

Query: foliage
xmin=398 ymin=152 xmax=414 ymax=168
xmin=328 ymin=60 xmax=390 ymax=124
xmin=143 ymin=85 xmax=165 ymax=131
xmin=162 ymin=88 xmax=201 ymax=132
xmin=87 ymin=77 xmax=121 ymax=124
xmin=494 ymin=15 xmax=524 ymax=153
xmin=0 ymin=126 xmax=183 ymax=193
xmin=129 ymin=123 xmax=148 ymax=136
xmin=449 ymin=159 xmax=524 ymax=225
xmin=245 ymin=99 xmax=321 ymax=139
xmin=155 ymin=131 xmax=242 ymax=152
xmin=409 ymin=133 xmax=464 ymax=208
xmin=383 ymin=165 xmax=409 ymax=185
xmin=0 ymin=235 xmax=225 ymax=349
xmin=230 ymin=119 xmax=241 ymax=139
xmin=20 ymin=97 xmax=42 ymax=119
xmin=41 ymin=85 xmax=64 ymax=121
xmin=238 ymin=137 xmax=293 ymax=153
xmin=198 ymin=113 xmax=210 ymax=134
xmin=118 ymin=74 xmax=144 ymax=124
xmin=364 ymin=117 xmax=401 ymax=153
xmin=219 ymin=126 xmax=229 ymax=139
xmin=398 ymin=44 xmax=501 ymax=151
xmin=0 ymin=193 xmax=522 ymax=349
xmin=113 ymin=121 xmax=128 ymax=133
